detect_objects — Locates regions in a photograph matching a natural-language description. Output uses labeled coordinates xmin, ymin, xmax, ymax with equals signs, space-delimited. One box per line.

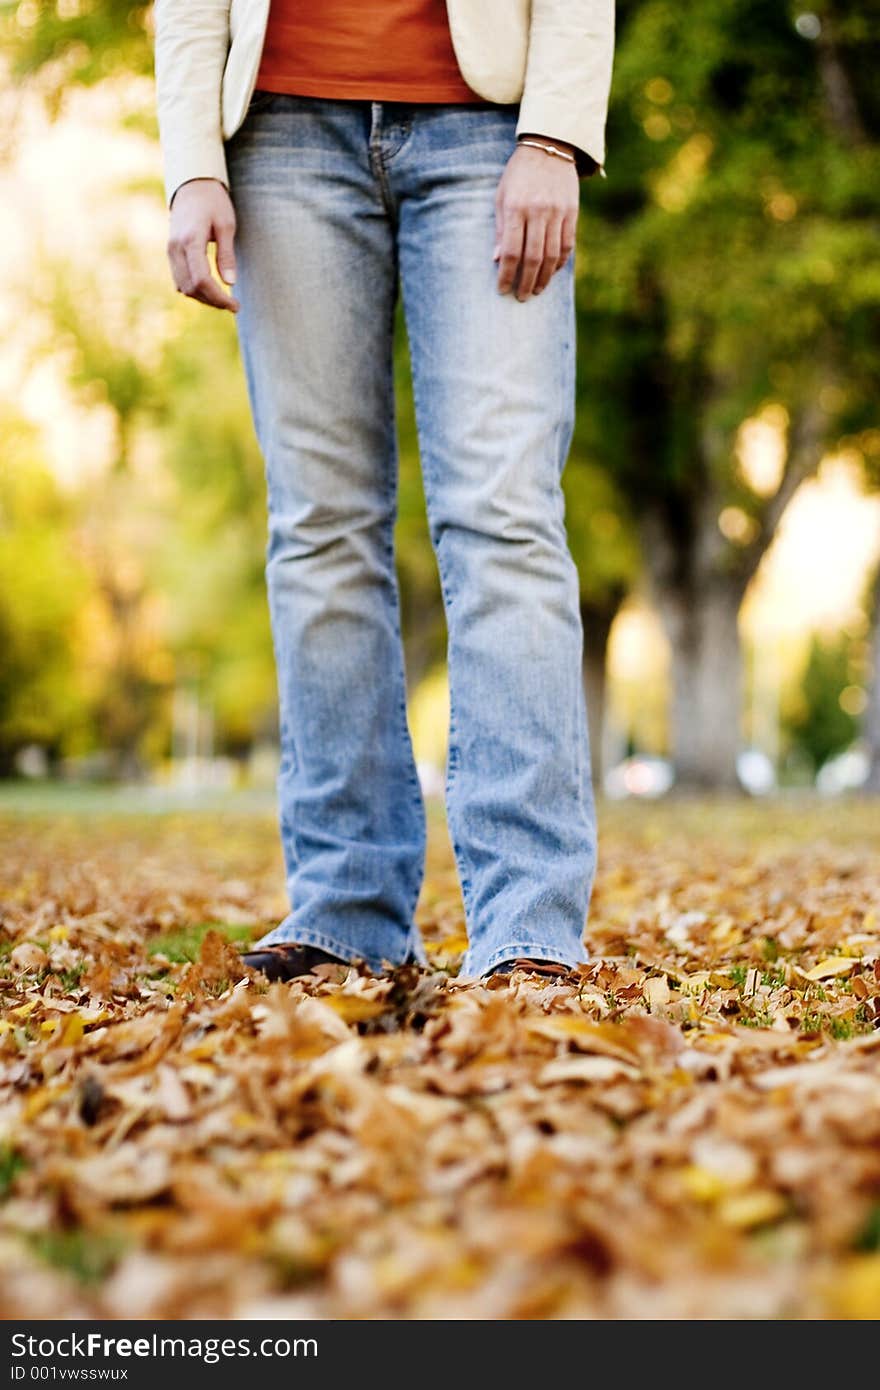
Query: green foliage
xmin=154 ymin=317 xmax=277 ymax=750
xmin=580 ymin=0 xmax=880 ymax=568
xmin=0 ymin=414 xmax=91 ymax=772
xmin=854 ymin=1204 xmax=880 ymax=1252
xmin=783 ymin=631 xmax=858 ymax=770
xmin=2 ymin=1 xmax=154 ymax=88
xmin=4 ymin=0 xmax=880 ymax=775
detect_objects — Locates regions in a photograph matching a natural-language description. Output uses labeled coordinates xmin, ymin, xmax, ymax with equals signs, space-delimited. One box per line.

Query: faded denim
xmin=225 ymin=94 xmax=596 ymax=978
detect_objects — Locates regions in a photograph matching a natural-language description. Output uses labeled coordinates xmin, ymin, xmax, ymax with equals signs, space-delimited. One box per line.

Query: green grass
xmin=29 ymin=1229 xmax=128 ymax=1286
xmin=55 ymin=963 xmax=87 ymax=991
xmin=0 ymin=780 xmax=277 ymax=817
xmin=761 ymin=966 xmax=787 ymax=988
xmin=0 ymin=1145 xmax=26 ymax=1198
xmin=147 ymin=920 xmax=257 ymax=963
xmin=740 ymin=1008 xmax=775 ymax=1029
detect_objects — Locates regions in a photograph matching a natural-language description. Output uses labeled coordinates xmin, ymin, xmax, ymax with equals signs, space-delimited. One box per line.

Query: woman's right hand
xmin=167 ymin=178 xmax=239 ymax=312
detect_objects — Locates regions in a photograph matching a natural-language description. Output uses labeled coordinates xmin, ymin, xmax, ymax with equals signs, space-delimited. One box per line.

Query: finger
xmin=557 ymin=208 xmax=578 ymax=272
xmin=167 ymin=241 xmax=188 ymax=295
xmin=497 ymin=207 xmax=525 ymax=294
xmin=534 ymin=214 xmax=562 ymax=294
xmin=183 ymin=241 xmax=238 ymax=312
xmin=493 ymin=187 xmax=504 ymax=263
xmin=516 ymin=213 xmax=547 ymax=301
xmin=214 ymin=216 xmax=238 ymax=288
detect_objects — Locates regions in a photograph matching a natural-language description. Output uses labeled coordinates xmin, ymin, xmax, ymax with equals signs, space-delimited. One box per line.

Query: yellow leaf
xmin=325 ymin=995 xmax=388 ymax=1023
xmin=80 ymin=1007 xmax=110 ymax=1025
xmin=526 ymin=1016 xmax=637 ymax=1059
xmin=22 ymin=1084 xmax=68 ymax=1121
xmin=709 ymin=921 xmax=742 ymax=947
xmin=59 ymin=1013 xmax=85 ymax=1047
xmin=718 ymin=1190 xmax=787 ymax=1229
xmin=681 ymin=1165 xmax=727 ymax=1202
xmin=231 ymin=1111 xmax=259 ymax=1130
xmin=48 ymin=925 xmax=69 ymax=942
xmin=828 ymin=1256 xmax=880 ymax=1320
xmin=442 ymin=1257 xmax=482 ymax=1290
xmin=425 ymin=934 xmax=469 ymax=957
xmin=699 ymin=1031 xmax=737 ymax=1049
xmin=10 ymin=999 xmax=40 ymax=1019
xmin=803 ymin=957 xmax=854 ymax=981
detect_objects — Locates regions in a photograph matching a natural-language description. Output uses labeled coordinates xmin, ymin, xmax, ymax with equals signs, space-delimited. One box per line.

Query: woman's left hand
xmin=494 ymin=140 xmax=580 ymax=301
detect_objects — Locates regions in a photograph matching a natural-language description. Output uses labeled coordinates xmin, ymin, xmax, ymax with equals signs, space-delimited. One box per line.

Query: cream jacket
xmin=154 ymin=0 xmax=615 ymax=207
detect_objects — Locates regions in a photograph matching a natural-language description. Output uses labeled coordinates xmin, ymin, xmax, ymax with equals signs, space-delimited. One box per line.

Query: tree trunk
xmin=580 ymin=589 xmax=626 ymax=792
xmin=862 ymin=563 xmax=880 ymax=794
xmin=655 ymin=579 xmax=745 ymax=793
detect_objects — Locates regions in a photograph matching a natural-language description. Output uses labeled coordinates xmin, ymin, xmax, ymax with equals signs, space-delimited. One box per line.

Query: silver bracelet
xmin=517 ymin=137 xmax=576 ymax=164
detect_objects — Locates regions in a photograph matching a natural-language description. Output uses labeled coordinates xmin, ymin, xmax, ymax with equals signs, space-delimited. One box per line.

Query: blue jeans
xmin=225 ymin=95 xmax=596 ymax=978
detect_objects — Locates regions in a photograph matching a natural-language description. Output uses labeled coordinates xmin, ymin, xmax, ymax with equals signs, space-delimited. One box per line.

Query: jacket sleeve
xmin=515 ymin=0 xmax=615 ymax=177
xmin=154 ymin=0 xmax=232 ymax=207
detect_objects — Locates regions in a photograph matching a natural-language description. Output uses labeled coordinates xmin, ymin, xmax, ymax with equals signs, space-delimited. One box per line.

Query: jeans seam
xmin=369 ymin=102 xmax=409 ymax=219
xmin=386 ymin=525 xmax=427 ymax=945
xmin=403 ymin=313 xmax=477 ymax=924
xmin=557 ymin=263 xmax=588 ymax=825
xmin=381 ymin=258 xmax=426 ymax=957
xmin=438 ymin=569 xmax=474 ymax=916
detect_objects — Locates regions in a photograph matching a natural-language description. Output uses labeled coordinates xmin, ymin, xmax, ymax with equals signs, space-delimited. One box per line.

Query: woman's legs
xmin=227 ymin=95 xmax=426 ymax=969
xmin=393 ymin=104 xmax=596 ymax=978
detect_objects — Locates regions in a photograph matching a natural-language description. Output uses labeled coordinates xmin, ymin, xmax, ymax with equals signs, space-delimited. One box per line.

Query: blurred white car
xmin=604 ymin=748 xmax=778 ymax=799
xmin=736 ymin=748 xmax=776 ymax=796
xmin=603 ymin=755 xmax=674 ymax=800
xmin=816 ymin=745 xmax=870 ymax=794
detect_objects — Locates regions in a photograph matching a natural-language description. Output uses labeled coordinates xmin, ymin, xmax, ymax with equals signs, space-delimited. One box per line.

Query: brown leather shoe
xmin=240 ymin=942 xmax=349 ymax=981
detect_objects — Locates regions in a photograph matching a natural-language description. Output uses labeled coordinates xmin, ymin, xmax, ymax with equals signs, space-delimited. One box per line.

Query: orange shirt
xmin=255 ymin=0 xmax=488 ymax=104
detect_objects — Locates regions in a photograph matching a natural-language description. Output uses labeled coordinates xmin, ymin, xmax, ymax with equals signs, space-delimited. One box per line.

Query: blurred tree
xmin=16 ymin=252 xmax=275 ymax=772
xmin=3 ymin=0 xmax=645 ymax=790
xmin=580 ymin=0 xmax=880 ymax=788
xmin=2 ymin=2 xmax=154 ymax=91
xmin=860 ymin=437 xmax=880 ymax=791
xmin=37 ymin=258 xmax=173 ymax=776
xmin=862 ymin=558 xmax=880 ymax=791
xmin=153 ymin=313 xmax=277 ymax=758
xmin=0 ymin=413 xmax=91 ymax=774
xmin=9 ymin=0 xmax=879 ymax=795
xmin=564 ymin=450 xmax=639 ymax=783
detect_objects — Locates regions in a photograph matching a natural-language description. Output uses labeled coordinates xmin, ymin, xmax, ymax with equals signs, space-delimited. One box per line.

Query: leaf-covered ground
xmin=1 ymin=797 xmax=880 ymax=1319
